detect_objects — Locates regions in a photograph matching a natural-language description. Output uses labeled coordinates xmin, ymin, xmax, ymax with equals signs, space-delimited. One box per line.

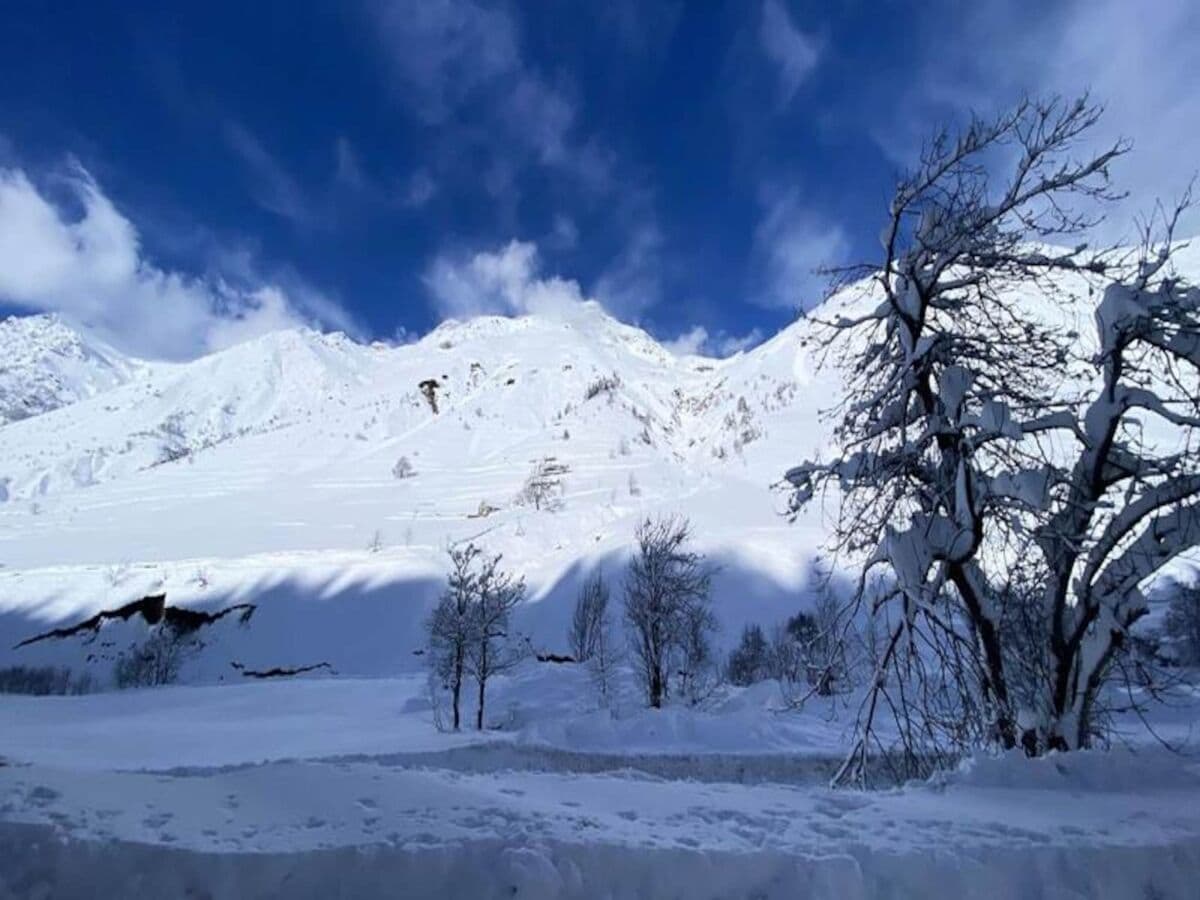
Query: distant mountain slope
xmin=0 ymin=313 xmax=147 ymax=426
xmin=0 ymin=297 xmax=836 ymax=652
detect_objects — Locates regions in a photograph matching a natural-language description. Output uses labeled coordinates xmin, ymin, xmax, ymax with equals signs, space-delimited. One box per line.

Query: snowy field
xmin=2 ymin=669 xmax=1200 ymax=899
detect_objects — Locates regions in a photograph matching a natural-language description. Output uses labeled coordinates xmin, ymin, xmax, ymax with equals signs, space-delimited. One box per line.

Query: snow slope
xmin=0 ymin=298 xmax=843 ymax=677
xmin=0 ymin=313 xmax=147 ymax=428
xmin=1 ymin=246 xmax=1198 ymax=679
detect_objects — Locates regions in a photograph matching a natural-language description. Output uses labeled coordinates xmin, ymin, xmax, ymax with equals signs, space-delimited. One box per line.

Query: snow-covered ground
xmin=1 ymin=671 xmax=1199 ymax=899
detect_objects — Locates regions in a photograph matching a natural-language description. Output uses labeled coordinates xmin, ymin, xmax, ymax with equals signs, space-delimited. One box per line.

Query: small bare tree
xmin=1164 ymin=577 xmax=1200 ymax=666
xmin=393 ymin=456 xmax=416 ymax=479
xmin=774 ymin=560 xmax=851 ymax=702
xmin=727 ymin=624 xmax=772 ymax=686
xmin=515 ymin=457 xmax=569 ymax=511
xmin=427 ymin=545 xmax=479 ymax=731
xmin=624 ymin=516 xmax=714 ymax=708
xmin=569 ymin=571 xmax=609 ymax=662
xmin=465 ymin=550 xmax=526 ymax=730
xmin=114 ymin=624 xmax=199 ymax=689
xmin=589 ymin=594 xmax=619 ymax=707
xmin=676 ymin=600 xmax=719 ymax=705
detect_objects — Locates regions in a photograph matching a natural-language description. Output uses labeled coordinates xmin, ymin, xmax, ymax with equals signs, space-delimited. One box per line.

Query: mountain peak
xmin=0 ymin=312 xmax=145 ymax=425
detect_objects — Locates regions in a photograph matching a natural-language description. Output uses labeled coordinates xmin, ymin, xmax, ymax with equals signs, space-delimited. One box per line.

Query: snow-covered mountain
xmin=0 ymin=298 xmax=842 ymax=670
xmin=0 ymin=313 xmax=148 ymax=427
xmin=2 ymin=244 xmax=1196 ymax=677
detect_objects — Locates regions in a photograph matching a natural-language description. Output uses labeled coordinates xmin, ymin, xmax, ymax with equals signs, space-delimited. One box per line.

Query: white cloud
xmin=0 ymin=162 xmax=354 ymax=359
xmin=426 ymin=237 xmax=764 ymax=358
xmin=1040 ymin=0 xmax=1200 ymax=236
xmin=713 ymin=327 xmax=765 ymax=356
xmin=751 ymin=187 xmax=848 ymax=310
xmin=423 ymin=239 xmax=590 ymax=320
xmin=758 ymin=0 xmax=821 ymax=107
xmin=662 ymin=325 xmax=709 ymax=356
xmin=662 ymin=328 xmax=763 ymax=360
xmin=882 ymin=0 xmax=1200 ymax=238
xmin=662 ymin=324 xmax=765 ymax=358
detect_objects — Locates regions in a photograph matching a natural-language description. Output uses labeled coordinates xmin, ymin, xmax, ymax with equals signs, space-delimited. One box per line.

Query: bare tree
xmin=464 ymin=550 xmax=526 ymax=731
xmin=589 ymin=593 xmax=619 ymax=708
xmin=393 ymin=456 xmax=416 ymax=479
xmin=1164 ymin=577 xmax=1200 ymax=666
xmin=727 ymin=624 xmax=772 ymax=686
xmin=623 ymin=516 xmax=714 ymax=708
xmin=366 ymin=529 xmax=384 ymax=553
xmin=676 ymin=599 xmax=719 ymax=705
xmin=569 ymin=571 xmax=609 ymax=661
xmin=427 ymin=545 xmax=479 ymax=731
xmin=785 ymin=95 xmax=1200 ymax=783
xmin=114 ymin=624 xmax=199 ymax=688
xmin=515 ymin=457 xmax=569 ymax=511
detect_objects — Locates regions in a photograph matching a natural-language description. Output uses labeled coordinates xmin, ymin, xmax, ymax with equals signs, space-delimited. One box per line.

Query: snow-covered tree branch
xmin=786 ymin=96 xmax=1200 ymax=782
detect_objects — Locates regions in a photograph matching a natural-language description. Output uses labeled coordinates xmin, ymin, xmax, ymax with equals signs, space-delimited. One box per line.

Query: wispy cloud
xmin=333 ymin=136 xmax=367 ymax=192
xmin=0 ymin=161 xmax=355 ymax=359
xmin=876 ymin=0 xmax=1200 ymax=237
xmin=758 ymin=0 xmax=821 ymax=107
xmin=593 ymin=222 xmax=665 ymax=320
xmin=663 ymin=325 xmax=764 ymax=358
xmin=368 ymin=0 xmax=612 ymax=191
xmin=373 ymin=0 xmax=520 ymax=124
xmin=223 ymin=123 xmax=316 ymax=226
xmin=423 ymin=239 xmax=590 ymax=320
xmin=424 ymin=236 xmax=764 ymax=359
xmin=751 ymin=186 xmax=847 ymax=311
xmin=401 ymin=168 xmax=438 ymax=209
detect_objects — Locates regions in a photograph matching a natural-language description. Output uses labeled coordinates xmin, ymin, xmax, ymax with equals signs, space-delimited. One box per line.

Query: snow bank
xmin=1 ymin=822 xmax=1197 ymax=899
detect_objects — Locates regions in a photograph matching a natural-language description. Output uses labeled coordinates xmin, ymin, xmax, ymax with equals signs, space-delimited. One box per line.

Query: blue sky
xmin=0 ymin=0 xmax=1197 ymax=359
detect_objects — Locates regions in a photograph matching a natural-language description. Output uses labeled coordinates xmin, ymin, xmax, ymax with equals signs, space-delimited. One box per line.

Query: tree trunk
xmin=649 ymin=665 xmax=662 ymax=709
xmin=451 ymin=648 xmax=463 ymax=731
xmin=476 ymin=639 xmax=488 ymax=731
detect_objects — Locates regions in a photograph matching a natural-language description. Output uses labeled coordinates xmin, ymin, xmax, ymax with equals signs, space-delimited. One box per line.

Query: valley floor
xmin=1 ymin=675 xmax=1199 ymax=899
